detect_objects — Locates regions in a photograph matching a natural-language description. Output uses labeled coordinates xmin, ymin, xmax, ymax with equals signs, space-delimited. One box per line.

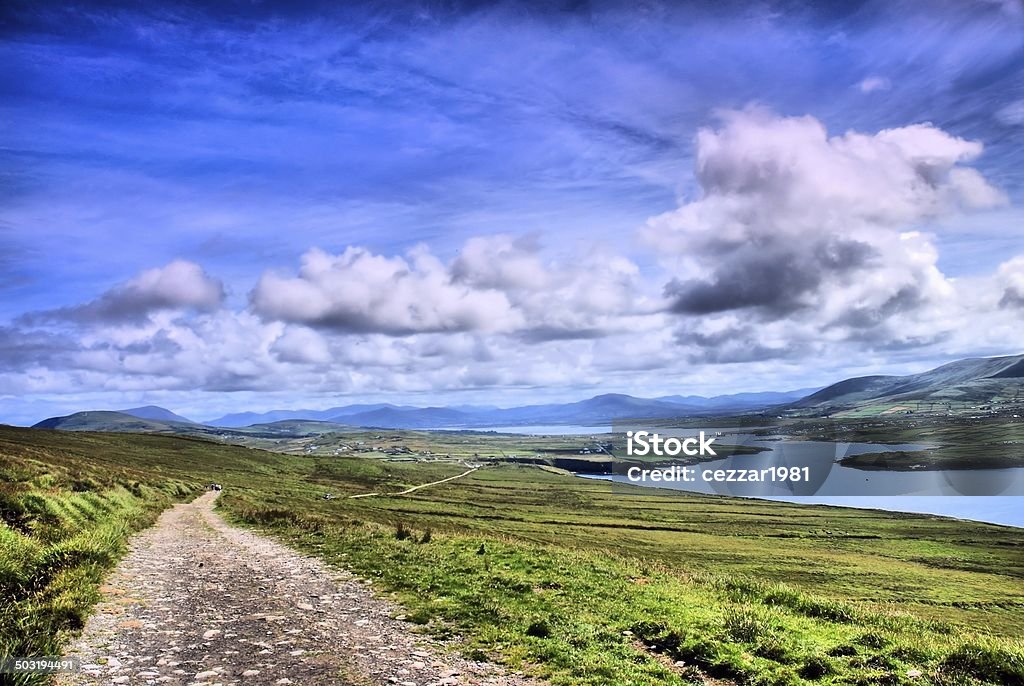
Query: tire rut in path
xmin=59 ymin=492 xmax=542 ymax=686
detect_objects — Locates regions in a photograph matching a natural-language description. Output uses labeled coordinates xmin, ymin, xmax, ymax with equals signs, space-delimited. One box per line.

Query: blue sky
xmin=1 ymin=0 xmax=1023 ymax=423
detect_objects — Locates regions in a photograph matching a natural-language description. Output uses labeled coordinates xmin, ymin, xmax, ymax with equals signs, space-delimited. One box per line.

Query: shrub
xmin=243 ymin=508 xmax=300 ymax=527
xmin=798 ymin=655 xmax=835 ymax=680
xmin=827 ymin=644 xmax=858 ymax=657
xmin=526 ymin=619 xmax=552 ymax=638
xmin=69 ymin=476 xmax=102 ymax=493
xmin=0 ymin=490 xmax=31 ymax=535
xmin=723 ymin=606 xmax=776 ymax=643
xmin=941 ymin=642 xmax=1024 ymax=686
xmin=754 ymin=637 xmax=797 ymax=663
xmin=856 ymin=632 xmax=890 ymax=649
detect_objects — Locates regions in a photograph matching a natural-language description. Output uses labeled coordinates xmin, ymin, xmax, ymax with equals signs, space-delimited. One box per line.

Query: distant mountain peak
xmin=118 ymin=405 xmax=195 ymax=424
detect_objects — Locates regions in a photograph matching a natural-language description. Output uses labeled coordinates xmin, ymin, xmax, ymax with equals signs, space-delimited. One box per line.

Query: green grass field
xmin=1 ymin=425 xmax=1022 ymax=685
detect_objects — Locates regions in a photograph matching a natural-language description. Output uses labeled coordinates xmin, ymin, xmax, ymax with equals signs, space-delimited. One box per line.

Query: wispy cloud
xmin=858 ymin=76 xmax=891 ymax=93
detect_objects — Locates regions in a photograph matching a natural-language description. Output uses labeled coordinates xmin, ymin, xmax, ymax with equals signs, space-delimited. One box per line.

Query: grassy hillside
xmin=2 ymin=426 xmax=1023 ymax=685
xmin=787 ymin=354 xmax=1024 ymax=418
xmin=223 ymin=462 xmax=1024 ymax=685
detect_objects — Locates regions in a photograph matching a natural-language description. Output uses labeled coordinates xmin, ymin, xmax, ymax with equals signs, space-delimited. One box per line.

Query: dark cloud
xmin=840 ymin=329 xmax=951 ymax=351
xmin=687 ymin=343 xmax=796 ymax=364
xmin=201 ymin=369 xmax=275 ymax=393
xmin=999 ymin=286 xmax=1024 ymax=309
xmin=0 ymin=326 xmax=78 ymax=368
xmin=115 ymin=330 xmax=184 ymax=356
xmin=665 ymin=238 xmax=877 ymax=318
xmin=516 ymin=326 xmax=608 ymax=343
xmin=675 ymin=323 xmax=803 ymax=364
xmin=828 ymin=285 xmax=925 ymax=331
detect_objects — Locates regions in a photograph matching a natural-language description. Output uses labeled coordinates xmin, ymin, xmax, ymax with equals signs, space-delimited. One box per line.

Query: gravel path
xmin=58 ymin=492 xmax=542 ymax=686
xmin=348 ymin=468 xmax=479 ymax=499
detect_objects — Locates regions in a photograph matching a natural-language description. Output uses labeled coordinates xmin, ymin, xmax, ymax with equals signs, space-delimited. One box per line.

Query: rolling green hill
xmin=28 ymin=412 xmax=350 ymax=441
xmin=31 ymin=410 xmax=193 ymax=433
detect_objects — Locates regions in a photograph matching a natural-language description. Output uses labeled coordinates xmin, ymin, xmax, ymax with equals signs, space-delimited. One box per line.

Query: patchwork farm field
xmin=1 ymin=425 xmax=1022 ymax=685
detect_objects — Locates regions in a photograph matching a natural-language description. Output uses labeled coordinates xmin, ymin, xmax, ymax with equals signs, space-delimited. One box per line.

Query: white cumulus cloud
xmin=251 ymin=238 xmax=649 ymax=340
xmin=644 ymin=109 xmax=1004 ymax=356
xmin=251 ymin=246 xmax=523 ymax=335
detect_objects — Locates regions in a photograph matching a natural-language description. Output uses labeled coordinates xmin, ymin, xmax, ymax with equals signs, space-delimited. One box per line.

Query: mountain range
xmin=26 ymin=354 xmax=1024 ymax=433
xmin=31 ymin=389 xmax=817 ymax=432
xmin=201 ymin=388 xmax=820 ymax=428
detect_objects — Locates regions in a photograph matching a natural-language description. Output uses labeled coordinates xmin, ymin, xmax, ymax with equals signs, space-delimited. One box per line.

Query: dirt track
xmin=59 ymin=491 xmax=541 ymax=686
